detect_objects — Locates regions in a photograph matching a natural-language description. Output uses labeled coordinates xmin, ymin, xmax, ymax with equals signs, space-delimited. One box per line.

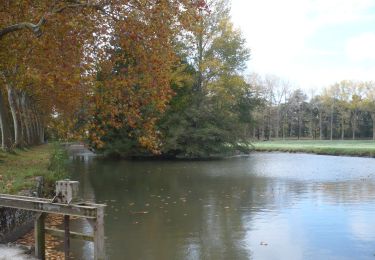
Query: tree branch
xmin=0 ymin=1 xmax=106 ymax=40
xmin=0 ymin=17 xmax=46 ymax=39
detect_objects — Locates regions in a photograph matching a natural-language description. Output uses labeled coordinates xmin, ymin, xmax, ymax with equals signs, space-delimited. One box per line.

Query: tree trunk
xmin=15 ymin=91 xmax=25 ymax=145
xmin=6 ymin=84 xmax=21 ymax=146
xmin=319 ymin=111 xmax=323 ymax=140
xmin=30 ymin=110 xmax=38 ymax=144
xmin=25 ymin=97 xmax=37 ymax=145
xmin=341 ymin=116 xmax=344 ymax=140
xmin=298 ymin=112 xmax=301 ymax=140
xmin=196 ymin=17 xmax=203 ymax=93
xmin=261 ymin=123 xmax=265 ymax=140
xmin=275 ymin=108 xmax=280 ymax=139
xmin=330 ymin=105 xmax=333 ymax=140
xmin=0 ymin=89 xmax=12 ymax=150
xmin=21 ymin=93 xmax=31 ymax=145
xmin=352 ymin=112 xmax=356 ymax=140
xmin=310 ymin=112 xmax=314 ymax=139
xmin=372 ymin=113 xmax=375 ymax=141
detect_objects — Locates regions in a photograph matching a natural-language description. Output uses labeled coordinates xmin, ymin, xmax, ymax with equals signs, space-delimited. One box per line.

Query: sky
xmin=230 ymin=0 xmax=375 ymax=90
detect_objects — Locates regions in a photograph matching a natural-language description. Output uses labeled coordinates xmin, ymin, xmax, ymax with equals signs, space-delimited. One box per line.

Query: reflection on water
xmin=68 ymin=153 xmax=375 ymax=260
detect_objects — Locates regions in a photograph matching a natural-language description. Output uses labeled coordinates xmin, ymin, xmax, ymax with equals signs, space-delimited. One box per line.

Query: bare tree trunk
xmin=372 ymin=113 xmax=375 ymax=141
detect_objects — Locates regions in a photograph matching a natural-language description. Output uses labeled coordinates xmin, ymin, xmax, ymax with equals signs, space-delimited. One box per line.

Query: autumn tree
xmin=0 ymin=0 xmax=204 ymax=151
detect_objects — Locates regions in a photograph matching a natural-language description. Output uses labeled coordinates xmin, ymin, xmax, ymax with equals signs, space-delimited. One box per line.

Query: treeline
xmin=251 ymin=75 xmax=375 ymax=140
xmin=0 ymin=0 xmax=206 ymax=151
xmin=4 ymin=1 xmax=372 ymax=159
xmin=1 ymin=0 xmax=258 ymax=158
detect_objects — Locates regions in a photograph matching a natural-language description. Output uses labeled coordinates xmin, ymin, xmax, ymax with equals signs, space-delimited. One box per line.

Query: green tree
xmin=363 ymin=81 xmax=375 ymax=140
xmin=159 ymin=0 xmax=256 ymax=158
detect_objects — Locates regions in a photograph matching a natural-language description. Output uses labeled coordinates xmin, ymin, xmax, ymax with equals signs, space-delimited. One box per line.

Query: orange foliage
xmin=0 ymin=0 xmax=205 ymax=150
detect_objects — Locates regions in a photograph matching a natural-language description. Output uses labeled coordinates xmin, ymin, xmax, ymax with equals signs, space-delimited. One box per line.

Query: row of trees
xmin=0 ymin=0 xmax=206 ymax=151
xmin=252 ymin=75 xmax=375 ymax=140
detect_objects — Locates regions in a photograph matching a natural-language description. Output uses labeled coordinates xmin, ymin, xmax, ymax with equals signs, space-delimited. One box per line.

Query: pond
xmin=68 ymin=152 xmax=375 ymax=260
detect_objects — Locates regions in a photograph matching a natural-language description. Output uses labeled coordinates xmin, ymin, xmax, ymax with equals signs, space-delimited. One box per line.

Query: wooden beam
xmin=45 ymin=228 xmax=94 ymax=242
xmin=89 ymin=205 xmax=106 ymax=260
xmin=0 ymin=194 xmax=102 ymax=218
xmin=64 ymin=215 xmax=70 ymax=259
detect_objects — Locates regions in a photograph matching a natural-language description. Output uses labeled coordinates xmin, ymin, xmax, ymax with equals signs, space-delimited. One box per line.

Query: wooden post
xmin=35 ymin=213 xmax=46 ymax=260
xmin=64 ymin=215 xmax=70 ymax=259
xmin=92 ymin=205 xmax=105 ymax=260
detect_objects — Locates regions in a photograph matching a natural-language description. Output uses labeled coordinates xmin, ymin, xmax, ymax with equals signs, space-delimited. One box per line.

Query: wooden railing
xmin=0 ymin=180 xmax=106 ymax=260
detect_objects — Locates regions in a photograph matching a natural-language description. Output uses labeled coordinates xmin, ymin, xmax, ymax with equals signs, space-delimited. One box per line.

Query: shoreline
xmin=252 ymin=140 xmax=375 ymax=158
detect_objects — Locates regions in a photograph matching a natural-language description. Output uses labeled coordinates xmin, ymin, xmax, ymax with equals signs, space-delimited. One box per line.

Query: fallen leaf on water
xmin=130 ymin=211 xmax=149 ymax=214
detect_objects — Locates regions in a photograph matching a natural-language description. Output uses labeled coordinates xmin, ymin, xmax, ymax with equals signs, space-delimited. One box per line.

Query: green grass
xmin=0 ymin=144 xmax=68 ymax=194
xmin=252 ymin=140 xmax=375 ymax=157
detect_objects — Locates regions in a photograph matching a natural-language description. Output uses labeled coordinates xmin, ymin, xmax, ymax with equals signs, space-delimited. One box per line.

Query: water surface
xmin=68 ymin=152 xmax=375 ymax=260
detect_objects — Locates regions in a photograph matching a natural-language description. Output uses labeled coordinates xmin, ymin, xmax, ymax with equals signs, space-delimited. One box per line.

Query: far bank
xmin=252 ymin=140 xmax=375 ymax=158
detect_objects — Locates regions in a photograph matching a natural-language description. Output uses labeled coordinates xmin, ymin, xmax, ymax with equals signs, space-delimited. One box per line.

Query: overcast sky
xmin=230 ymin=0 xmax=375 ymax=90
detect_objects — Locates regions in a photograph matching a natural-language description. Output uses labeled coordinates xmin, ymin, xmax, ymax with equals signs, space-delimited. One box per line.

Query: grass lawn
xmin=252 ymin=140 xmax=375 ymax=157
xmin=0 ymin=144 xmax=67 ymax=194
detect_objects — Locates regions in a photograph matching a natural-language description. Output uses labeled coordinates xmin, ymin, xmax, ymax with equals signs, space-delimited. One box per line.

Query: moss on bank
xmin=0 ymin=143 xmax=68 ymax=194
xmin=252 ymin=140 xmax=375 ymax=157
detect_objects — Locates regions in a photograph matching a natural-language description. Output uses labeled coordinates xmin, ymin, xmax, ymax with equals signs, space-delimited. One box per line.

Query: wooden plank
xmin=45 ymin=228 xmax=94 ymax=242
xmin=35 ymin=213 xmax=46 ymax=260
xmin=0 ymin=194 xmax=102 ymax=218
xmin=0 ymin=193 xmax=51 ymax=202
